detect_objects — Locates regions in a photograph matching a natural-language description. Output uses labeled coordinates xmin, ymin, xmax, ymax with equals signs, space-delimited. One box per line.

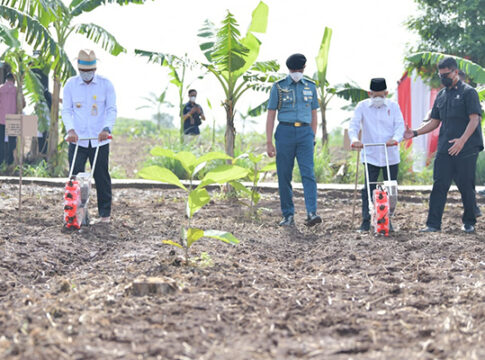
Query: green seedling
xmin=139 ymin=148 xmax=249 ymax=263
xmin=231 ymin=153 xmax=276 ymax=218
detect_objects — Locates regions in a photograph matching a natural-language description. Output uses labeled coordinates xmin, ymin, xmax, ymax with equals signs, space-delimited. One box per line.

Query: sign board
xmin=5 ymin=114 xmax=38 ymax=137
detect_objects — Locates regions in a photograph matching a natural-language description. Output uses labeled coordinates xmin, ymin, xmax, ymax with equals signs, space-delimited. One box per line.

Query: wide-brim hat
xmin=77 ymin=49 xmax=97 ymax=70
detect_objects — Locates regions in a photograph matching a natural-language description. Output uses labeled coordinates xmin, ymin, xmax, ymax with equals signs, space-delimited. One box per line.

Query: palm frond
xmin=248 ymin=99 xmax=268 ymax=117
xmin=73 ymin=23 xmax=125 ymax=55
xmin=198 ymin=19 xmax=216 ymax=62
xmin=0 ymin=23 xmax=20 ymax=47
xmin=24 ymin=65 xmax=45 ymax=104
xmin=0 ymin=5 xmax=56 ymax=54
xmin=69 ymin=0 xmax=146 ymax=17
xmin=0 ymin=0 xmax=60 ymax=26
xmin=232 ymin=1 xmax=269 ymax=78
xmin=333 ymin=82 xmax=369 ymax=104
xmin=406 ymin=51 xmax=485 ymax=84
xmin=211 ymin=11 xmax=248 ymax=76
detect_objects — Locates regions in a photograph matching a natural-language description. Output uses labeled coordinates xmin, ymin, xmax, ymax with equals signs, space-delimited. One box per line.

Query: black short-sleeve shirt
xmin=183 ymin=102 xmax=204 ymax=135
xmin=430 ymin=80 xmax=483 ymax=155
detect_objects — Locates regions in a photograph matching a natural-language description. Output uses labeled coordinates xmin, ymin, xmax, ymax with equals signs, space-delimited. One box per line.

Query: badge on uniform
xmin=91 ymin=95 xmax=98 ymax=116
xmin=75 ymin=103 xmax=81 ymax=108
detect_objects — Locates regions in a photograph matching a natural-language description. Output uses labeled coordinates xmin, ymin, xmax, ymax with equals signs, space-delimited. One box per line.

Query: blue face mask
xmin=80 ymin=70 xmax=95 ymax=82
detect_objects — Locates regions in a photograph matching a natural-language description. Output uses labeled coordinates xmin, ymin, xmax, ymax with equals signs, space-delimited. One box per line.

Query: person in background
xmin=266 ymin=53 xmax=322 ymax=227
xmin=0 ymin=73 xmax=18 ymax=166
xmin=63 ymin=49 xmax=117 ymax=223
xmin=404 ymin=57 xmax=483 ymax=233
xmin=348 ymin=78 xmax=405 ymax=232
xmin=182 ymin=89 xmax=205 ymax=143
xmin=32 ymin=50 xmax=52 ymax=156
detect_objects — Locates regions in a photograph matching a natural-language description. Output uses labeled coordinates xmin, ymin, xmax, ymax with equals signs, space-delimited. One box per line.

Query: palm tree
xmin=0 ymin=0 xmax=147 ymax=164
xmin=136 ymin=88 xmax=174 ymax=130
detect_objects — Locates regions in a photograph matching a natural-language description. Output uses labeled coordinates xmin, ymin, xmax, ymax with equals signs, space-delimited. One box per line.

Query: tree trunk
xmin=47 ymin=76 xmax=61 ymax=161
xmin=320 ymin=103 xmax=328 ymax=145
xmin=224 ymin=101 xmax=235 ymax=158
xmin=179 ymin=104 xmax=184 ymax=144
xmin=29 ymin=137 xmax=39 ymax=161
xmin=13 ymin=77 xmax=24 ymax=166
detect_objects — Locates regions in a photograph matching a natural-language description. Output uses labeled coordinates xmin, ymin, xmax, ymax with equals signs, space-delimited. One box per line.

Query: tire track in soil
xmin=0 ymin=184 xmax=484 ymax=359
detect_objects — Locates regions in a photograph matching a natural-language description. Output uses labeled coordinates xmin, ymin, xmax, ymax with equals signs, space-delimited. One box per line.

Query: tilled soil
xmin=0 ymin=183 xmax=484 ymax=360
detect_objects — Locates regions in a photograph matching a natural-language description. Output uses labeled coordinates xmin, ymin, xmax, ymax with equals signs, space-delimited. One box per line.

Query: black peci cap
xmin=370 ymin=78 xmax=387 ymax=91
xmin=286 ymin=53 xmax=307 ymax=70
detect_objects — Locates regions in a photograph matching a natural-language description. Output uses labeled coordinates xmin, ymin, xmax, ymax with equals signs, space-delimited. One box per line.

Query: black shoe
xmin=358 ymin=220 xmax=370 ymax=232
xmin=279 ymin=215 xmax=295 ymax=227
xmin=461 ymin=224 xmax=475 ymax=233
xmin=305 ymin=213 xmax=322 ymax=227
xmin=389 ymin=220 xmax=394 ymax=233
xmin=419 ymin=226 xmax=440 ymax=233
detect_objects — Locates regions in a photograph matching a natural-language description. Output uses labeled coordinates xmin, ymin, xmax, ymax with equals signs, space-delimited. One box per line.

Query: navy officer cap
xmin=370 ymin=78 xmax=387 ymax=91
xmin=286 ymin=53 xmax=306 ymax=70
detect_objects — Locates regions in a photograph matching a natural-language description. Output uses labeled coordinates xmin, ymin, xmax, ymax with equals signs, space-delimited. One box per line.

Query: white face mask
xmin=289 ymin=72 xmax=303 ymax=82
xmin=189 ymin=96 xmax=196 ymax=103
xmin=80 ymin=70 xmax=95 ymax=82
xmin=371 ymin=96 xmax=385 ymax=107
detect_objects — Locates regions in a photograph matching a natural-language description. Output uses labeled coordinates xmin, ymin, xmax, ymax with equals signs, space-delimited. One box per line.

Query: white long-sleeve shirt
xmin=62 ymin=74 xmax=117 ymax=148
xmin=348 ymin=98 xmax=405 ymax=166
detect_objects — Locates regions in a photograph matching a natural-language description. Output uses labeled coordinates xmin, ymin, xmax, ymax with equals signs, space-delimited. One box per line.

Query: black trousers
xmin=427 ymin=151 xmax=478 ymax=229
xmin=362 ymin=163 xmax=399 ymax=222
xmin=38 ymin=131 xmax=48 ymax=154
xmin=6 ymin=136 xmax=16 ymax=165
xmin=68 ymin=142 xmax=112 ymax=218
xmin=0 ymin=124 xmax=4 ymax=164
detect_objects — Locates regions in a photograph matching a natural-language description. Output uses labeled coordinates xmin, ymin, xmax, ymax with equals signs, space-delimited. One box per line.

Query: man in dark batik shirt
xmin=404 ymin=57 xmax=483 ymax=233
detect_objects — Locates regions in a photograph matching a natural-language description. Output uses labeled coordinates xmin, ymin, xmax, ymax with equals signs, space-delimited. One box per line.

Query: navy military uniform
xmin=267 ymin=69 xmax=320 ymax=224
xmin=183 ymin=102 xmax=204 ymax=135
xmin=426 ymin=80 xmax=483 ymax=230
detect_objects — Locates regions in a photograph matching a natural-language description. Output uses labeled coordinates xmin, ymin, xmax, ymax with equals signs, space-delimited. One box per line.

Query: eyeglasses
xmin=439 ymin=71 xmax=453 ymax=78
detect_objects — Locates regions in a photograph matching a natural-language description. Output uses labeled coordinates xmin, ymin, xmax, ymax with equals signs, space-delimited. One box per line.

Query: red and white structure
xmin=397 ymin=71 xmax=440 ymax=171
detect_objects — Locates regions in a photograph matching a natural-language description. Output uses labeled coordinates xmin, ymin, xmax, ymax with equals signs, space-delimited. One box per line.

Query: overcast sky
xmin=47 ymin=0 xmax=419 ymax=134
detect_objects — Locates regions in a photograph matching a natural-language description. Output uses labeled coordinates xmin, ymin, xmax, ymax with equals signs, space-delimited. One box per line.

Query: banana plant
xmin=138 ymin=148 xmax=249 ymax=263
xmin=406 ymin=51 xmax=485 ymax=87
xmin=314 ymin=27 xmax=369 ymax=145
xmin=134 ymin=50 xmax=200 ymax=143
xmin=0 ymin=25 xmax=47 ymax=165
xmin=198 ymin=1 xmax=279 ymax=158
xmin=0 ymin=0 xmax=147 ymax=165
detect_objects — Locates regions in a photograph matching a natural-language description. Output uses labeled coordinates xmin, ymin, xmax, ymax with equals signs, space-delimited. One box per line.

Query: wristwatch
xmin=413 ymin=130 xmax=418 ymax=138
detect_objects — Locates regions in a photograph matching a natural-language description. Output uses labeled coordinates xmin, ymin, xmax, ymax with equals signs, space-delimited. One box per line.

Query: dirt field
xmin=0 ymin=183 xmax=484 ymax=359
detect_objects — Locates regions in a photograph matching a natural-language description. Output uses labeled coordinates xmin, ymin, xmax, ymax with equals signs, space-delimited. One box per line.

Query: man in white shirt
xmin=348 ymin=78 xmax=405 ymax=232
xmin=63 ymin=49 xmax=117 ymax=223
